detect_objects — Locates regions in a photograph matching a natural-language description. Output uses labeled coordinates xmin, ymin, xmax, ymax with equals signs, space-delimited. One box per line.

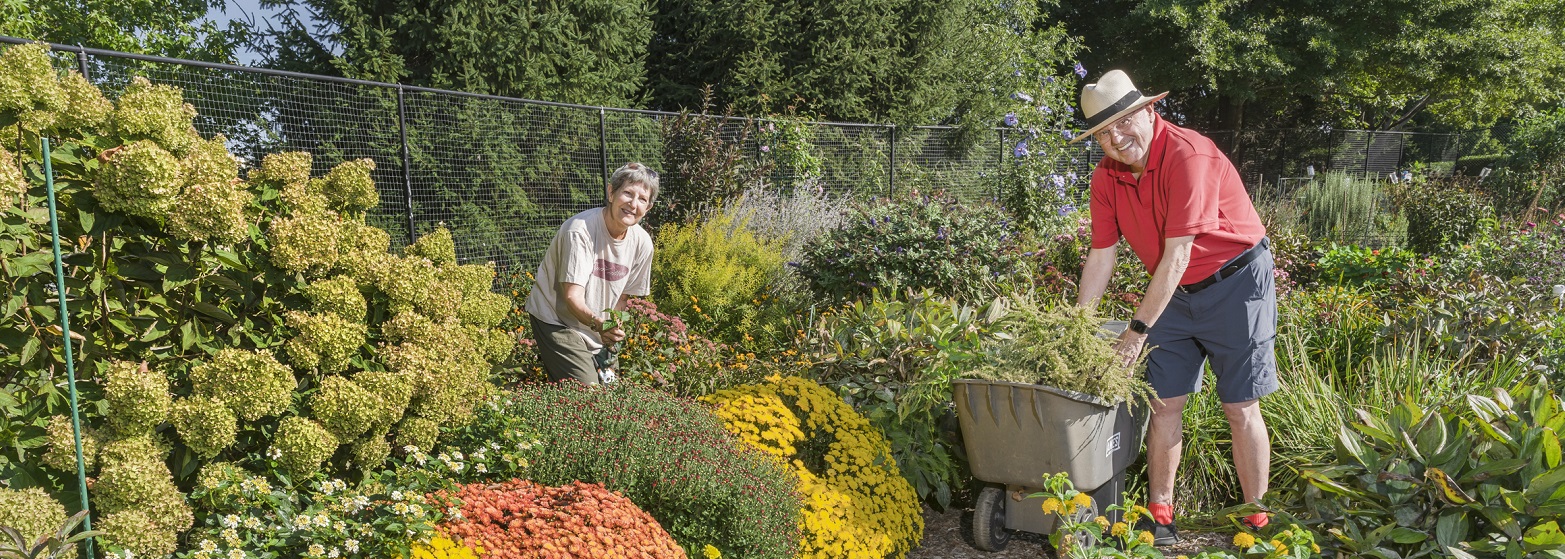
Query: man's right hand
xmin=601 ymin=326 xmax=627 ymax=344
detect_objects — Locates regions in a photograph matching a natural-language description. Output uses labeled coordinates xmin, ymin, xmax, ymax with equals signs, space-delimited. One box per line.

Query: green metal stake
xmin=43 ymin=137 xmax=96 ymax=558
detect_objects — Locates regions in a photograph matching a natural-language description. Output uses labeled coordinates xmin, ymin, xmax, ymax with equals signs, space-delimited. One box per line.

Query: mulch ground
xmin=909 ymin=503 xmax=1241 ymax=558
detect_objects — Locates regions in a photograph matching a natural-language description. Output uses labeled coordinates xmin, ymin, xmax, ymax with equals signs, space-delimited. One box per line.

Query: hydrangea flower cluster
xmin=350 ymin=431 xmax=393 ymax=468
xmin=273 ymin=417 xmax=340 ymax=477
xmin=352 ymin=370 xmax=416 ymax=427
xmin=94 ymin=140 xmax=183 ymax=219
xmin=703 ymin=375 xmax=924 ymax=559
xmin=396 ymin=417 xmax=440 ymax=452
xmin=170 ymin=177 xmax=252 ymax=244
xmin=285 ymin=310 xmax=368 ymax=373
xmin=0 ymin=487 xmax=71 ymax=559
xmin=0 ymin=43 xmax=66 ymax=132
xmin=54 ymin=70 xmax=112 ymax=133
xmin=0 ymin=147 xmax=26 ymax=200
xmin=337 ymin=220 xmax=392 ymax=279
xmin=172 ymin=395 xmax=239 ymax=459
xmin=405 ymin=227 xmax=456 ymax=265
xmin=189 ymin=348 xmax=295 ymax=422
xmin=270 ymin=213 xmax=344 ymax=273
xmin=310 ymin=375 xmax=384 ymax=441
xmin=322 ymin=158 xmax=379 ymax=213
xmin=110 ymin=76 xmax=200 ymax=155
xmin=41 ymin=414 xmax=99 ymax=473
xmin=102 ymin=360 xmax=172 ymax=435
xmin=305 ymin=276 xmax=369 ymax=322
xmin=95 ymin=435 xmax=194 ymax=557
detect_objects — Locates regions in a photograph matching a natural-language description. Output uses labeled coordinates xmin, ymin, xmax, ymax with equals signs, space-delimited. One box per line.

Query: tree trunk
xmin=1216 ymin=95 xmax=1245 ymax=132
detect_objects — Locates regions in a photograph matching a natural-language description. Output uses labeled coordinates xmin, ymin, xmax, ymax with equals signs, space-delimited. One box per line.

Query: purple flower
xmin=1039 ymin=105 xmax=1052 ymax=115
xmin=1003 ymin=112 xmax=1019 ymax=127
xmin=1066 ymin=172 xmax=1078 ymax=181
xmin=1013 ymin=140 xmax=1030 ymax=158
xmin=1074 ymin=63 xmax=1087 ymax=78
xmin=1062 ymin=130 xmax=1075 ymax=140
xmin=1051 ymin=174 xmax=1066 ymax=188
xmin=1058 ymin=204 xmax=1077 ymax=216
xmin=1046 ymin=76 xmax=1056 ymax=84
xmin=760 ymin=145 xmax=771 ymax=153
xmin=1085 ymin=140 xmax=1094 ymax=149
xmin=1013 ymin=92 xmax=1034 ymax=103
xmin=937 ymin=227 xmax=948 ymax=240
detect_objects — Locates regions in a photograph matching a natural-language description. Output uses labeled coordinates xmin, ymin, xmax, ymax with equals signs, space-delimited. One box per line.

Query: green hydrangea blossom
xmin=381 ymin=312 xmax=440 ymax=345
xmin=97 ymin=509 xmax=177 ymax=559
xmin=441 ymin=262 xmax=496 ymax=298
xmin=110 ymin=76 xmax=199 ymax=155
xmin=0 ymin=488 xmax=73 ymax=559
xmin=1 ymin=146 xmax=28 ymax=201
xmin=350 ymin=430 xmax=392 ymax=469
xmin=285 ymin=310 xmax=367 ymax=373
xmin=478 ymin=325 xmax=518 ymax=363
xmin=188 ymin=349 xmax=295 ymax=422
xmin=323 ymin=158 xmax=379 ymax=212
xmin=169 ymin=178 xmax=250 ymax=244
xmin=406 ymin=226 xmax=456 ymax=266
xmin=180 ymin=134 xmax=240 ymax=186
xmin=352 ymin=370 xmax=415 ymax=426
xmin=303 ymin=276 xmax=367 ymax=322
xmin=94 ymin=436 xmax=193 ymax=537
xmin=250 ymin=151 xmax=311 ymax=187
xmin=310 ymin=375 xmax=383 ymax=441
xmin=458 ymin=290 xmax=511 ymax=329
xmin=415 ymin=279 xmax=462 ymax=321
xmin=273 ymin=417 xmax=339 ymax=477
xmin=337 ymin=221 xmax=392 ymax=281
xmin=171 ymin=396 xmax=237 ymax=459
xmin=375 ymin=255 xmax=439 ymax=314
xmin=42 ymin=414 xmax=98 ymax=473
xmin=102 ymin=360 xmax=171 ymax=435
xmin=94 ymin=140 xmax=182 ymax=219
xmin=394 ymin=416 xmax=439 ymax=453
xmin=0 ymin=43 xmax=65 ymax=132
xmin=55 ymin=70 xmax=111 ymax=134
xmin=269 ymin=212 xmax=343 ymax=274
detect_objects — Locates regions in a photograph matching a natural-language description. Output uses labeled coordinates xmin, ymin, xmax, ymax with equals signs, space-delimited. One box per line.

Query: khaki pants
xmin=529 ymin=315 xmax=615 ymax=384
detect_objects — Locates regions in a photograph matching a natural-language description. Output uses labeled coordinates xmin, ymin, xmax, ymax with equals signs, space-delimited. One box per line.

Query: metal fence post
xmin=887 ymin=125 xmax=896 ymax=198
xmin=395 ymin=87 xmax=417 ymax=246
xmin=1364 ymin=131 xmax=1374 ymax=177
xmin=45 ymin=138 xmax=95 ymax=559
xmin=599 ymin=109 xmax=609 ymax=191
xmin=75 ymin=45 xmax=90 ymax=81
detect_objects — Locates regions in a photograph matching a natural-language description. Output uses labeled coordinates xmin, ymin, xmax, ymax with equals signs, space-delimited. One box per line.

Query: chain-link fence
xmin=14 ymin=37 xmax=1484 ymax=268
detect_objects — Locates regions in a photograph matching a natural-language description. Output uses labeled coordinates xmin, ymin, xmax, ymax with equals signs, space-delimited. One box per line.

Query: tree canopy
xmin=1053 ymin=0 xmax=1565 ymax=130
xmin=0 ymin=0 xmax=242 ymax=62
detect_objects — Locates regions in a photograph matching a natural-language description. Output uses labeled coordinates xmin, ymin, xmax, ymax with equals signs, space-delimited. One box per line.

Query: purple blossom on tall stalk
xmin=1013 ymin=92 xmax=1034 ymax=103
xmin=1003 ymin=112 xmax=1019 ymax=127
xmin=1039 ymin=105 xmax=1052 ymax=114
xmin=1062 ymin=130 xmax=1075 ymax=140
xmin=1013 ymin=140 xmax=1030 ymax=158
xmin=1058 ymin=204 xmax=1076 ymax=215
xmin=1074 ymin=63 xmax=1087 ymax=78
xmin=1051 ymin=175 xmax=1066 ymax=188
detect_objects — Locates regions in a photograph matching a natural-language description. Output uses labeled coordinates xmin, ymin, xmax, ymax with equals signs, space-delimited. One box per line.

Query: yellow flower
xmin=1138 ymin=532 xmax=1154 ymax=545
xmin=1234 ymin=532 xmax=1257 ymax=548
xmin=1311 ymin=543 xmax=1321 ymax=553
xmin=1094 ymin=516 xmax=1110 ymax=529
xmin=1110 ymin=522 xmax=1128 ymax=537
xmin=703 ymin=544 xmax=722 ymax=559
xmin=1269 ymin=539 xmax=1284 ymax=548
xmin=1041 ymin=497 xmax=1062 ymax=514
xmin=1072 ymin=492 xmax=1093 ymax=509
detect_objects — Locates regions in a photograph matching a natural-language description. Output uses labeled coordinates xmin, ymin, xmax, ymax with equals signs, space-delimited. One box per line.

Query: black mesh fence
xmin=20 ymin=38 xmax=1491 ymax=268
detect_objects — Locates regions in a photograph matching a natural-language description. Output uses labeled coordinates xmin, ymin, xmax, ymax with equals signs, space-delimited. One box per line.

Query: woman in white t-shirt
xmin=525 ymin=162 xmax=658 ymax=383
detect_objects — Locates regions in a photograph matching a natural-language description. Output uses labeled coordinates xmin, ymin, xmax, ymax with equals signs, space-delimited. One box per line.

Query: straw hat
xmin=1070 ymin=70 xmax=1168 ymax=143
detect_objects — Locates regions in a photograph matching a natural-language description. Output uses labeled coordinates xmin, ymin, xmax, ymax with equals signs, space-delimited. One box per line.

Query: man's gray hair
xmin=608 ymin=162 xmax=659 ymax=205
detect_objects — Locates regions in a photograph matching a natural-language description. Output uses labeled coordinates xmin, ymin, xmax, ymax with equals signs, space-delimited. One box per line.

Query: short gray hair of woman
xmin=607 ymin=162 xmax=660 ymax=205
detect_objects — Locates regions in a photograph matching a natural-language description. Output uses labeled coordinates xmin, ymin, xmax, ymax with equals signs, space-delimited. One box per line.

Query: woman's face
xmin=607 ymin=181 xmax=652 ymax=228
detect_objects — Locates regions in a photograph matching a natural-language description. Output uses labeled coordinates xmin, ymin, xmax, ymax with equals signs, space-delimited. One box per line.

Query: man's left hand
xmin=1114 ymin=330 xmax=1147 ymax=370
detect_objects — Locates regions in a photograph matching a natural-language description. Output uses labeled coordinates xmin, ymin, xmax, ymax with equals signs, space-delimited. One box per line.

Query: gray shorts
xmin=1144 ymin=244 xmax=1279 ymax=403
xmin=529 ymin=315 xmax=615 ymax=384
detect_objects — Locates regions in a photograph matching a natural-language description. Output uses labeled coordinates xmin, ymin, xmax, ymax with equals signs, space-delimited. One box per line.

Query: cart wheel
xmin=972 ymin=485 xmax=1010 ymax=551
xmin=1053 ymin=499 xmax=1099 ymax=553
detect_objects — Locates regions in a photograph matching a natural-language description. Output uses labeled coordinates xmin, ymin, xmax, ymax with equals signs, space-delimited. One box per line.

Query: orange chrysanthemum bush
xmin=701 ymin=375 xmax=924 ymax=559
xmin=434 ymin=480 xmax=686 ymax=559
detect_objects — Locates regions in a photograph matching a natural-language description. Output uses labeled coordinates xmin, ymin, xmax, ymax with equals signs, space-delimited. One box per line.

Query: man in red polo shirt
xmin=1071 ymin=70 xmax=1277 ymax=544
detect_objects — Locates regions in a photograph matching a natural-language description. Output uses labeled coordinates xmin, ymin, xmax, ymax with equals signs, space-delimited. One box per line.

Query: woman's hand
xmin=601 ymin=326 xmax=627 ymax=344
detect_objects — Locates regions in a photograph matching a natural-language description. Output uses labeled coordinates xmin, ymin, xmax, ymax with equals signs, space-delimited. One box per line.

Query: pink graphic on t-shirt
xmin=594 ymin=258 xmax=629 ymax=281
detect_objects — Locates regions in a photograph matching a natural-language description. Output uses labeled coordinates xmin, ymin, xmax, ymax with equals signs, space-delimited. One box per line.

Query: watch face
xmin=1130 ymin=320 xmax=1148 ymax=334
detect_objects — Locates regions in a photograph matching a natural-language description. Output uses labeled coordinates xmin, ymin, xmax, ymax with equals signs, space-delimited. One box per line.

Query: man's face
xmin=1093 ymin=106 xmax=1156 ymax=171
xmin=607 ymin=181 xmax=651 ymax=227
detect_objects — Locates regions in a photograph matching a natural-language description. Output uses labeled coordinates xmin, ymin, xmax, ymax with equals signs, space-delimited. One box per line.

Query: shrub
xmin=651 ymin=210 xmax=791 ymax=346
xmin=1313 ymin=244 xmax=1416 ymax=288
xmin=719 ymin=182 xmax=848 ymax=265
xmin=1467 ymin=213 xmax=1565 ymax=286
xmin=613 ymin=298 xmax=759 ymax=397
xmin=504 ymin=382 xmax=800 ymax=559
xmin=1287 ymin=382 xmax=1565 ymax=558
xmin=1295 ymin=172 xmax=1399 ymax=244
xmin=1392 ymin=176 xmax=1492 ymax=254
xmin=1012 ymin=217 xmax=1147 ymax=318
xmin=703 ymin=376 xmax=923 ymax=559
xmin=434 ymin=480 xmax=686 ymax=559
xmin=653 ymin=87 xmax=773 ymax=230
xmin=803 ymin=289 xmax=1012 ymax=508
xmin=797 ymin=191 xmax=1020 ymax=303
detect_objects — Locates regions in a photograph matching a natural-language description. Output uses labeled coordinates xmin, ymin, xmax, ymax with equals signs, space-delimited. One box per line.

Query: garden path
xmin=911 ymin=504 xmax=1238 ymax=558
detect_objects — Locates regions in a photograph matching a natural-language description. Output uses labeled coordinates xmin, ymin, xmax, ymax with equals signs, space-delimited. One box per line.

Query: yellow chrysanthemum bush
xmin=0 ymin=43 xmax=512 ymax=557
xmin=702 ymin=375 xmax=924 ymax=559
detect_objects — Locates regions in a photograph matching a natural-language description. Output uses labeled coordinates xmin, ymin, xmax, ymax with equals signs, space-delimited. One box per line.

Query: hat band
xmin=1084 ymin=89 xmax=1144 ymax=128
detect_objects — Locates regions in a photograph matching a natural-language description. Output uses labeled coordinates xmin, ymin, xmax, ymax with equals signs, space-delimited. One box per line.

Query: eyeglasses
xmin=1092 ymin=111 xmax=1143 ymax=142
